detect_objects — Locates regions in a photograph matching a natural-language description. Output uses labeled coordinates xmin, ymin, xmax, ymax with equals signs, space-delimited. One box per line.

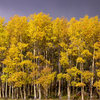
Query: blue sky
xmin=0 ymin=0 xmax=100 ymax=21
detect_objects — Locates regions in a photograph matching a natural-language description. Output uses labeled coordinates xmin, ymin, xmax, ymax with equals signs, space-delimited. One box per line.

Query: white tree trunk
xmin=5 ymin=80 xmax=7 ymax=98
xmin=38 ymin=84 xmax=41 ymax=100
xmin=24 ymin=85 xmax=26 ymax=100
xmin=67 ymin=81 xmax=70 ymax=100
xmin=34 ymin=84 xmax=36 ymax=100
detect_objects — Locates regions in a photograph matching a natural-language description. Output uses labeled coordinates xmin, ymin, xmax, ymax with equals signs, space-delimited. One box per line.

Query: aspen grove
xmin=0 ymin=12 xmax=100 ymax=100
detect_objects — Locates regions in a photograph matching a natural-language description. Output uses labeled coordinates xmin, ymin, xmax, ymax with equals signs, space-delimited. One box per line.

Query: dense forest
xmin=0 ymin=12 xmax=100 ymax=100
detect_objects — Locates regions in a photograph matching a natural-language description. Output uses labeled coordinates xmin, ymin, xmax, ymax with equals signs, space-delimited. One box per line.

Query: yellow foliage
xmin=96 ymin=70 xmax=100 ymax=78
xmin=81 ymin=50 xmax=92 ymax=57
xmin=63 ymin=73 xmax=71 ymax=81
xmin=17 ymin=42 xmax=28 ymax=50
xmin=94 ymin=42 xmax=100 ymax=50
xmin=82 ymin=71 xmax=94 ymax=83
xmin=20 ymin=60 xmax=32 ymax=66
xmin=1 ymin=74 xmax=8 ymax=83
xmin=30 ymin=70 xmax=38 ymax=79
xmin=71 ymin=81 xmax=77 ymax=86
xmin=76 ymin=82 xmax=86 ymax=87
xmin=8 ymin=72 xmax=27 ymax=87
xmin=0 ymin=47 xmax=6 ymax=52
xmin=66 ymin=67 xmax=82 ymax=77
xmin=40 ymin=67 xmax=52 ymax=76
xmin=96 ymin=62 xmax=100 ymax=67
xmin=77 ymin=57 xmax=85 ymax=63
xmin=94 ymin=80 xmax=100 ymax=90
xmin=37 ymin=67 xmax=56 ymax=90
xmin=57 ymin=73 xmax=63 ymax=80
xmin=60 ymin=52 xmax=69 ymax=67
xmin=0 ymin=14 xmax=100 ymax=94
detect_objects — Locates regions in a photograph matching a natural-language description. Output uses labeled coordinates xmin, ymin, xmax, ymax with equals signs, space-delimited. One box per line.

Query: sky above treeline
xmin=0 ymin=0 xmax=100 ymax=21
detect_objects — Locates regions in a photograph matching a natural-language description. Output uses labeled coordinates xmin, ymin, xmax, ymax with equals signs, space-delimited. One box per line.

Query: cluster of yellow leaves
xmin=8 ymin=72 xmax=28 ymax=87
xmin=71 ymin=81 xmax=77 ymax=86
xmin=94 ymin=80 xmax=100 ymax=90
xmin=76 ymin=82 xmax=86 ymax=87
xmin=0 ymin=47 xmax=6 ymax=52
xmin=57 ymin=73 xmax=63 ymax=80
xmin=94 ymin=70 xmax=100 ymax=90
xmin=60 ymin=52 xmax=69 ymax=67
xmin=77 ymin=57 xmax=85 ymax=63
xmin=96 ymin=70 xmax=100 ymax=78
xmin=17 ymin=42 xmax=28 ymax=50
xmin=81 ymin=50 xmax=92 ymax=58
xmin=1 ymin=74 xmax=8 ymax=83
xmin=37 ymin=67 xmax=56 ymax=90
xmin=66 ymin=67 xmax=81 ymax=77
xmin=57 ymin=67 xmax=81 ymax=83
xmin=82 ymin=71 xmax=94 ymax=83
xmin=63 ymin=73 xmax=71 ymax=81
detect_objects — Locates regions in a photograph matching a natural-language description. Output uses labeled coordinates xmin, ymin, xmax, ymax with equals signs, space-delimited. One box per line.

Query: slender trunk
xmin=2 ymin=83 xmax=4 ymax=98
xmin=20 ymin=87 xmax=23 ymax=99
xmin=67 ymin=81 xmax=70 ymax=100
xmin=34 ymin=84 xmax=36 ymax=100
xmin=58 ymin=52 xmax=61 ymax=100
xmin=55 ymin=81 xmax=57 ymax=97
xmin=90 ymin=81 xmax=93 ymax=100
xmin=31 ymin=85 xmax=32 ymax=96
xmin=45 ymin=88 xmax=48 ymax=100
xmin=33 ymin=45 xmax=37 ymax=100
xmin=75 ymin=62 xmax=78 ymax=94
xmin=9 ymin=85 xmax=11 ymax=98
xmin=12 ymin=86 xmax=14 ymax=99
xmin=0 ymin=87 xmax=1 ymax=98
xmin=24 ymin=85 xmax=26 ymax=100
xmin=5 ymin=80 xmax=7 ymax=98
xmin=81 ymin=86 xmax=84 ymax=100
xmin=17 ymin=88 xmax=19 ymax=99
xmin=38 ymin=84 xmax=41 ymax=100
xmin=58 ymin=80 xmax=61 ymax=100
xmin=46 ymin=50 xmax=47 ymax=68
xmin=90 ymin=50 xmax=95 ymax=100
xmin=1 ymin=63 xmax=5 ymax=98
xmin=28 ymin=84 xmax=30 ymax=96
xmin=80 ymin=63 xmax=84 ymax=100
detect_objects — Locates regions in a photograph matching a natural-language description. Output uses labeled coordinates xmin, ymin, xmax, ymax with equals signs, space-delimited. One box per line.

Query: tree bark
xmin=5 ymin=80 xmax=7 ymax=98
xmin=90 ymin=49 xmax=95 ymax=100
xmin=12 ymin=86 xmax=14 ymax=99
xmin=20 ymin=87 xmax=23 ymax=99
xmin=46 ymin=50 xmax=48 ymax=68
xmin=2 ymin=83 xmax=4 ymax=98
xmin=67 ymin=81 xmax=70 ymax=100
xmin=45 ymin=88 xmax=48 ymax=100
xmin=34 ymin=84 xmax=36 ymax=100
xmin=27 ymin=84 xmax=30 ymax=97
xmin=0 ymin=87 xmax=1 ymax=98
xmin=58 ymin=80 xmax=61 ymax=100
xmin=81 ymin=63 xmax=84 ymax=100
xmin=58 ymin=52 xmax=61 ymax=100
xmin=24 ymin=85 xmax=26 ymax=100
xmin=9 ymin=85 xmax=11 ymax=98
xmin=38 ymin=84 xmax=41 ymax=100
xmin=81 ymin=86 xmax=84 ymax=100
xmin=17 ymin=88 xmax=19 ymax=99
xmin=31 ymin=85 xmax=33 ymax=96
